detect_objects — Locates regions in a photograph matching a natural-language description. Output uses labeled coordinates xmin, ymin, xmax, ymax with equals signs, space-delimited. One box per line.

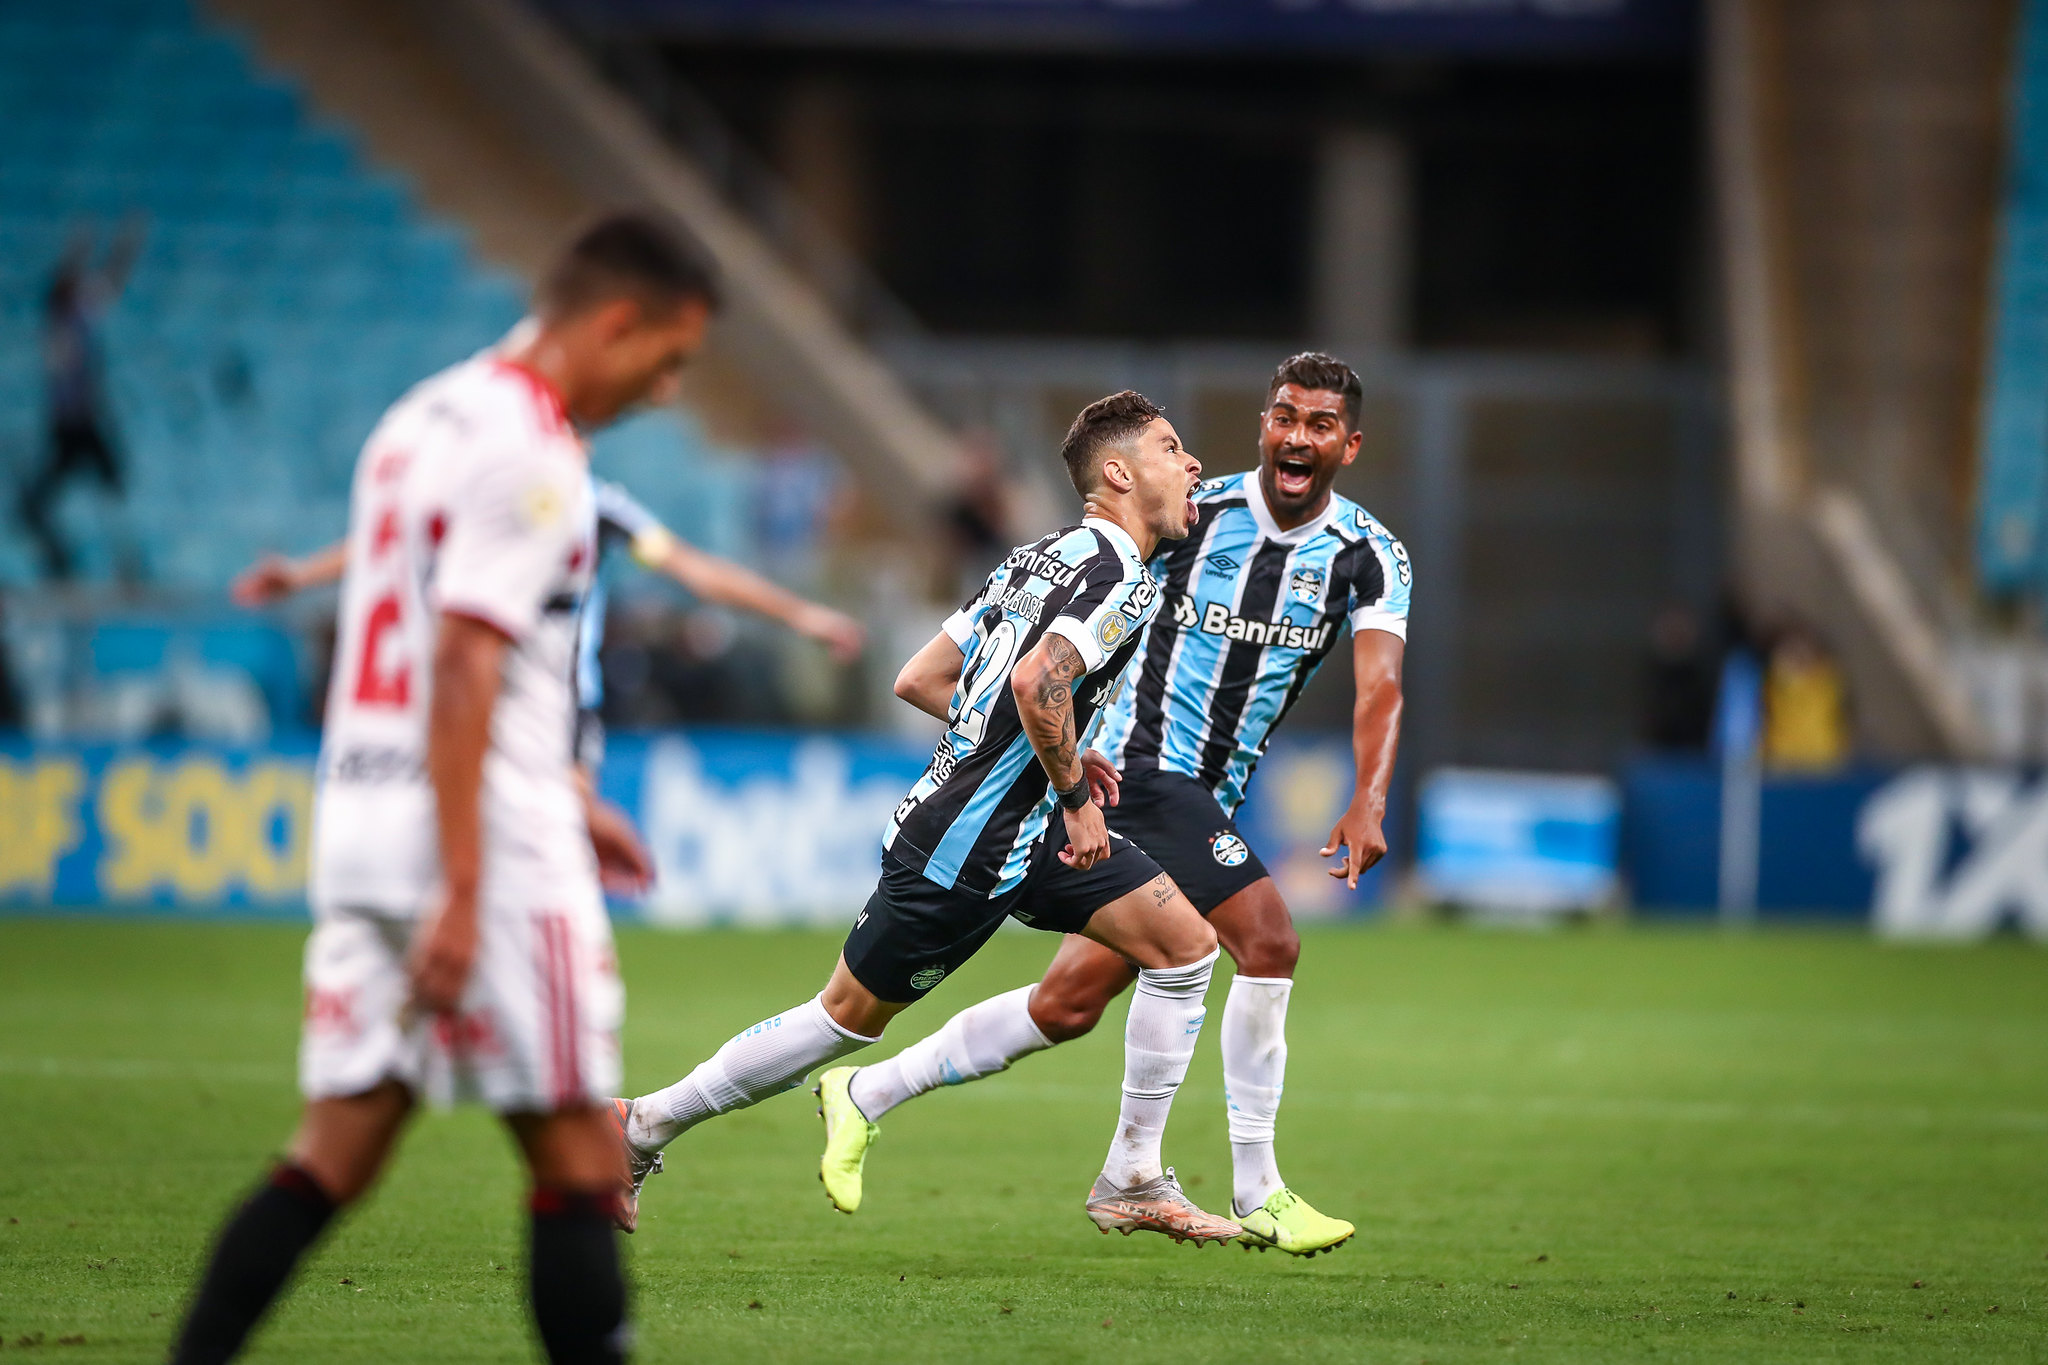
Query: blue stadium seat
xmin=0 ymin=0 xmax=754 ymax=593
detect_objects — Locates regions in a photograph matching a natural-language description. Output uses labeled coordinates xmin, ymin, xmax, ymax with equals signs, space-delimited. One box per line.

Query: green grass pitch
xmin=1 ymin=918 xmax=2044 ymax=1363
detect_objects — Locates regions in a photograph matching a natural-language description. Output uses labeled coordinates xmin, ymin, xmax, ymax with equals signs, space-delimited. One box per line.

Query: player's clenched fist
xmin=1060 ymin=799 xmax=1111 ymax=870
xmin=408 ymin=891 xmax=479 ymax=1015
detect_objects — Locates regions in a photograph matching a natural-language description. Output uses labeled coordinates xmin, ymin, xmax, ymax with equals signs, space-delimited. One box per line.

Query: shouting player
xmin=814 ymin=353 xmax=1408 ymax=1257
xmin=168 ymin=213 xmax=719 ymax=1365
xmin=616 ymin=392 xmax=1243 ymax=1243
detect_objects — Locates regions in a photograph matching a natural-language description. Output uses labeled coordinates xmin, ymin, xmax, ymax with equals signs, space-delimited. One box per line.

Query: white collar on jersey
xmin=1082 ymin=514 xmax=1143 ymax=564
xmin=1243 ymin=469 xmax=1341 ymax=545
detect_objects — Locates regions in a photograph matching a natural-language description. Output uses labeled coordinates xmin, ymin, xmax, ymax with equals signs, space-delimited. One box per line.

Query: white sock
xmin=1222 ymin=974 xmax=1292 ymax=1213
xmin=1100 ymin=947 xmax=1218 ymax=1189
xmin=627 ymin=995 xmax=879 ymax=1150
xmin=848 ymin=984 xmax=1052 ymax=1119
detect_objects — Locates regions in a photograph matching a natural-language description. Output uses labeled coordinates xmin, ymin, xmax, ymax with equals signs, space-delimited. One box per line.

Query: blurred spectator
xmin=19 ymin=224 xmax=139 ymax=579
xmin=755 ymin=427 xmax=848 ymax=588
xmin=1763 ymin=622 xmax=1850 ymax=773
xmin=0 ymin=599 xmax=21 ymax=732
xmin=1641 ymin=602 xmax=1715 ymax=751
xmin=943 ymin=428 xmax=1014 ymax=598
xmin=597 ymin=598 xmax=788 ymax=727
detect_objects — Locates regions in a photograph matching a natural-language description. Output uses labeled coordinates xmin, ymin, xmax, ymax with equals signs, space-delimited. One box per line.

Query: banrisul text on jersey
xmin=884 ymin=518 xmax=1161 ymax=897
xmin=1094 ymin=470 xmax=1411 ymax=815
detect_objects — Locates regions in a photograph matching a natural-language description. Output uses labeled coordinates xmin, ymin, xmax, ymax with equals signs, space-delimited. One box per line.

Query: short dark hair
xmin=1266 ymin=351 xmax=1362 ymax=429
xmin=1059 ymin=390 xmax=1165 ymax=495
xmin=536 ymin=210 xmax=722 ymax=321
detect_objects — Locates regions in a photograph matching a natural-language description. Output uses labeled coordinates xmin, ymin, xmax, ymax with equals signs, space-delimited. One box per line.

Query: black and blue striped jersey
xmin=1094 ymin=471 xmax=1410 ymax=815
xmin=575 ymin=479 xmax=669 ymax=712
xmin=885 ymin=517 xmax=1162 ymax=897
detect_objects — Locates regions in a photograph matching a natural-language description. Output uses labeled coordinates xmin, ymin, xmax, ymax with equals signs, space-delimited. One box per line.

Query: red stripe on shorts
xmin=537 ymin=915 xmax=580 ymax=1109
xmin=555 ymin=916 xmax=581 ymax=1106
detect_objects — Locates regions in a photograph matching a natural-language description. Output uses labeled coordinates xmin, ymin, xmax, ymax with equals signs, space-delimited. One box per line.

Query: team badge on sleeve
xmin=1096 ymin=611 xmax=1134 ymax=649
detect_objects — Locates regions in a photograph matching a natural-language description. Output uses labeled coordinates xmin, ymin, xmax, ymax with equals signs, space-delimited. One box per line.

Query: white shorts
xmin=299 ymin=877 xmax=622 ymax=1114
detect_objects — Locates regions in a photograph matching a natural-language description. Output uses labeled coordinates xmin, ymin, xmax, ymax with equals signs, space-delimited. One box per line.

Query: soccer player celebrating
xmin=814 ymin=353 xmax=1408 ymax=1258
xmin=168 ymin=212 xmax=719 ymax=1365
xmin=617 ymin=392 xmax=1243 ymax=1243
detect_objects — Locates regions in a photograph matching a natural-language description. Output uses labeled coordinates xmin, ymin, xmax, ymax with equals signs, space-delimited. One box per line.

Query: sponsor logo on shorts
xmin=910 ymin=966 xmax=948 ymax=991
xmin=327 ymin=744 xmax=424 ymax=784
xmin=1210 ymin=832 xmax=1250 ymax=868
xmin=1096 ymin=611 xmax=1134 ymax=649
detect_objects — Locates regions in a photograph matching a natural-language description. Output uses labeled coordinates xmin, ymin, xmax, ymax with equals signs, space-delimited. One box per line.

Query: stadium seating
xmin=0 ymin=0 xmax=752 ymax=591
xmin=1978 ymin=0 xmax=2048 ymax=597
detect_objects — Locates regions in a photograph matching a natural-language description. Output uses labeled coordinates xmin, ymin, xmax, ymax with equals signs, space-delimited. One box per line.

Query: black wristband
xmin=1055 ymin=778 xmax=1091 ymax=811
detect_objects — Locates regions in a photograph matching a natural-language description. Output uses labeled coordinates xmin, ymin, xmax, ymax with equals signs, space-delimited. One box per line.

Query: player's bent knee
xmin=822 ymin=957 xmax=905 ymax=1037
xmin=1148 ymin=913 xmax=1218 ymax=971
xmin=1030 ymin=990 xmax=1107 ymax=1043
xmin=290 ymin=1083 xmax=413 ymax=1205
xmin=1234 ymin=924 xmax=1300 ymax=979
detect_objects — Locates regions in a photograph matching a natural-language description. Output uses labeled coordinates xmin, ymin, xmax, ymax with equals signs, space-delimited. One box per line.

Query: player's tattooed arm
xmin=1012 ymin=633 xmax=1088 ymax=788
xmin=1013 ymin=631 xmax=1111 ymax=868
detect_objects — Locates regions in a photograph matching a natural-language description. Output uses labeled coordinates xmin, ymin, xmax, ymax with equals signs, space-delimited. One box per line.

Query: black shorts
xmin=843 ymin=817 xmax=1166 ymax=1004
xmin=1104 ymin=767 xmax=1269 ymax=916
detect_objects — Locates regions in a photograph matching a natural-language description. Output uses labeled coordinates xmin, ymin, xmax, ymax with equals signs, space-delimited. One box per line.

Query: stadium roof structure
xmin=540 ymin=0 xmax=1698 ymax=58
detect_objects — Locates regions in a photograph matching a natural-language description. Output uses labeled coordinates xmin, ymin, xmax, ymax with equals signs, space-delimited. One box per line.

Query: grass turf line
xmin=0 ymin=918 xmax=2043 ymax=1363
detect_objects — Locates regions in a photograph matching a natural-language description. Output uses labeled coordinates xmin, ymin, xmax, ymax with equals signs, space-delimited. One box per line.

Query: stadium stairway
xmin=0 ymin=0 xmax=758 ymax=593
xmin=209 ymin=0 xmax=963 ymax=533
xmin=1711 ymin=0 xmax=2031 ymax=759
xmin=1979 ymin=0 xmax=2048 ymax=600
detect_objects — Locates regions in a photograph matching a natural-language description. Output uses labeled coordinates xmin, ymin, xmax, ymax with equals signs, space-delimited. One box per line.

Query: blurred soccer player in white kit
xmin=168 ymin=212 xmax=720 ymax=1365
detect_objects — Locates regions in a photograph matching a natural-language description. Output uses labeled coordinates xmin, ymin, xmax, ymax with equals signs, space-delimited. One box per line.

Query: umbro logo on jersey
xmin=1206 ymin=552 xmax=1240 ymax=574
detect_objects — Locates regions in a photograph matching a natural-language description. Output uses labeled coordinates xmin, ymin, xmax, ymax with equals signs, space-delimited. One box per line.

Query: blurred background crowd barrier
xmin=4 ymin=0 xmax=2048 ymax=939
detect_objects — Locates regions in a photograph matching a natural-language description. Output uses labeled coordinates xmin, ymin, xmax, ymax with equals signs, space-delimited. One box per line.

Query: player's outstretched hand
xmin=230 ymin=554 xmax=298 ymax=607
xmin=800 ymin=605 xmax=867 ymax=663
xmin=1060 ymin=800 xmax=1111 ymax=870
xmin=1080 ymin=748 xmax=1120 ymax=808
xmin=408 ymin=892 xmax=479 ymax=1016
xmin=1319 ymin=802 xmax=1388 ymax=889
xmin=587 ymin=797 xmax=655 ymax=895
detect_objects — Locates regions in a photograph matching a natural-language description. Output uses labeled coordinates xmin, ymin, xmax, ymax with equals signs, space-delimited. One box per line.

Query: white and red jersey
xmin=312 ymin=358 xmax=598 ymax=916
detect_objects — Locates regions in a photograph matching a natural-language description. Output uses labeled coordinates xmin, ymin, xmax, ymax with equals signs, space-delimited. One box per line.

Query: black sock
xmin=169 ymin=1164 xmax=336 ymax=1365
xmin=529 ymin=1188 xmax=629 ymax=1365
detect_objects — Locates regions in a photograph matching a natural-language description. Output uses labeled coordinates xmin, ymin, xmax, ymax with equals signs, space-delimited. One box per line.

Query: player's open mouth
xmin=1273 ymin=455 xmax=1315 ymax=499
xmin=1186 ymin=496 xmax=1200 ymax=527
